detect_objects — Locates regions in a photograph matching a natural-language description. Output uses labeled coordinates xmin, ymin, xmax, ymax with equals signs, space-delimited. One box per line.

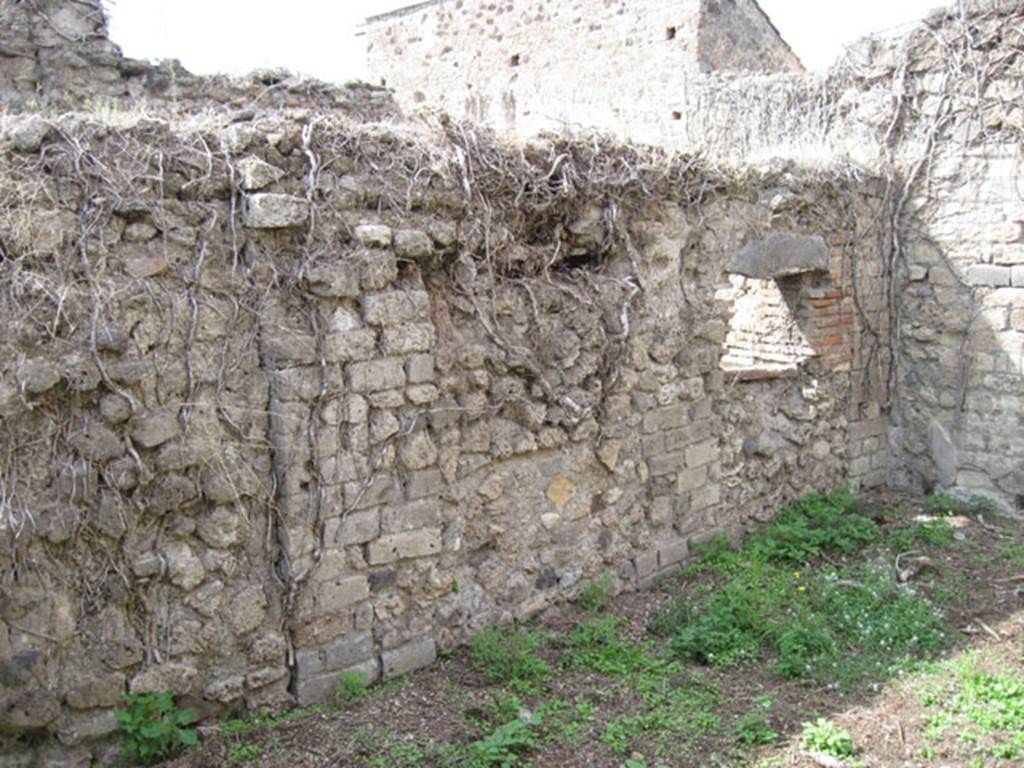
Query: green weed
xmin=925 ymin=492 xmax=961 ymax=517
xmin=800 ymin=717 xmax=855 ymax=758
xmin=651 ymin=490 xmax=949 ymax=687
xmin=227 ymin=743 xmax=263 ymax=764
xmin=999 ymin=543 xmax=1024 ymax=569
xmin=336 ymin=669 xmax=368 ymax=706
xmin=930 ymin=657 xmax=1024 ymax=761
xmin=469 ymin=627 xmax=550 ymax=694
xmin=733 ymin=694 xmax=777 ymax=746
xmin=578 ymin=574 xmax=613 ymax=613
xmin=462 ymin=714 xmax=542 ymax=767
xmin=564 ymin=617 xmax=650 ymax=676
xmin=114 ymin=691 xmax=199 ymax=764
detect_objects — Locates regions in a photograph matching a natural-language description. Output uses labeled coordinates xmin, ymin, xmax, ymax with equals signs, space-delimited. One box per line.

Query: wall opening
xmin=510 ymin=54 xmax=521 ymax=67
xmin=666 ymin=26 xmax=677 ymax=40
xmin=671 ymin=111 xmax=682 ymax=120
xmin=717 ymin=275 xmax=815 ymax=381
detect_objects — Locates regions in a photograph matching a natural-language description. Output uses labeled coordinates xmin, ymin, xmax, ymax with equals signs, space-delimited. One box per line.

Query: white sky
xmin=105 ymin=0 xmax=947 ymax=80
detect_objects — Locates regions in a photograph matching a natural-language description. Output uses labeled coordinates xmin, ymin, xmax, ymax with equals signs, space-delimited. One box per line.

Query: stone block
xmin=354 ymin=224 xmax=393 ymax=248
xmin=690 ymin=484 xmax=721 ymax=511
xmin=381 ymin=499 xmax=443 ymax=534
xmin=236 ymin=155 xmax=284 ymax=191
xmin=243 ymin=193 xmax=309 ymax=228
xmin=11 ymin=117 xmax=50 ymax=153
xmin=658 ymin=537 xmax=689 ymax=569
xmin=245 ymin=666 xmax=289 ymax=691
xmin=648 ymin=452 xmax=683 ymax=477
xmin=0 ymin=689 xmax=60 ymax=732
xmin=325 ymin=509 xmax=381 ymax=546
xmin=64 ymin=672 xmax=125 ymax=710
xmin=966 ymin=264 xmax=1012 ymax=287
xmin=129 ymin=663 xmax=197 ymax=695
xmin=398 ymin=431 xmax=438 ymax=470
xmin=226 ymin=585 xmax=268 ymax=635
xmin=100 ymin=393 xmax=132 ymax=424
xmin=1013 ymin=265 xmax=1024 ymax=287
xmin=727 ymin=233 xmax=829 ymax=279
xmin=261 ymin=329 xmax=317 ymax=367
xmin=634 ymin=548 xmax=659 ymax=579
xmin=344 ymin=475 xmax=401 ymax=510
xmin=406 ymin=468 xmax=444 ymax=500
xmin=131 ymin=412 xmax=180 ymax=449
xmin=381 ymin=323 xmax=435 ymax=355
xmin=363 ymin=291 xmax=431 ymax=326
xmin=163 ymin=541 xmax=205 ymax=590
xmin=307 ymin=262 xmax=361 ymax=298
xmin=18 ymin=361 xmax=60 ymax=395
xmin=641 ymin=433 xmax=666 ymax=456
xmin=146 ymin=474 xmax=198 ymax=514
xmin=349 ymin=359 xmax=406 ymax=392
xmin=665 ymin=421 xmax=712 ymax=452
xmin=677 ymin=465 xmax=708 ymax=493
xmin=325 ymin=329 xmax=378 ymax=363
xmin=204 ymin=675 xmax=245 ymax=704
xmin=57 ymin=708 xmax=119 ymax=745
xmin=407 ymin=384 xmax=439 ymax=404
xmin=382 ymin=638 xmax=436 ymax=679
xmin=642 ymin=404 xmax=689 ymax=433
xmin=366 ymin=528 xmax=443 ymax=564
xmin=684 ymin=440 xmax=718 ymax=468
xmin=196 ymin=508 xmax=240 ymax=549
xmin=295 ymin=631 xmax=375 ymax=679
xmin=650 ymin=496 xmax=674 ymax=526
xmin=293 ymin=613 xmax=354 ymax=650
xmin=1011 ymin=307 xmax=1024 ymax=331
xmin=393 ymin=229 xmax=433 ymax=260
xmin=71 ymin=421 xmax=123 ymax=462
xmin=691 ymin=398 xmax=713 ymax=420
xmin=295 ymin=658 xmax=380 ymax=706
xmin=406 ymin=353 xmax=436 ymax=384
xmin=850 ymin=416 xmax=887 ymax=441
xmin=309 ymin=567 xmax=370 ymax=615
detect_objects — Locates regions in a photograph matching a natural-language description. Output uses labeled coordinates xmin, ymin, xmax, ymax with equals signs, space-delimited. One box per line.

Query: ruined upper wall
xmin=0 ymin=0 xmax=396 ymax=118
xmin=697 ymin=0 xmax=803 ymax=73
xmin=363 ymin=0 xmax=801 ymax=143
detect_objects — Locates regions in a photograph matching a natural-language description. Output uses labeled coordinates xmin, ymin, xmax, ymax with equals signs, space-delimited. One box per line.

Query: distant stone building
xmin=363 ymin=0 xmax=802 ymax=145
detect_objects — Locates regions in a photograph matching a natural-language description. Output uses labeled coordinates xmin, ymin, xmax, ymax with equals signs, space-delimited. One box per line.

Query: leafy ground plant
xmin=651 ymin=490 xmax=951 ymax=687
xmin=577 ymin=574 xmax=613 ymax=613
xmin=114 ymin=691 xmax=199 ymax=764
xmin=336 ymin=669 xmax=368 ymax=705
xmin=469 ymin=627 xmax=551 ymax=693
xmin=800 ymin=717 xmax=856 ymax=758
xmin=919 ymin=654 xmax=1024 ymax=763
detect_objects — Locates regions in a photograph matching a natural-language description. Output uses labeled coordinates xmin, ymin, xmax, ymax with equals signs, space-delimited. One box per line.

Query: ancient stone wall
xmin=5 ymin=0 xmax=1023 ymax=763
xmin=0 ymin=108 xmax=888 ymax=761
xmin=363 ymin=0 xmax=801 ymax=146
xmin=696 ymin=0 xmax=802 ymax=74
xmin=862 ymin=0 xmax=1024 ymax=511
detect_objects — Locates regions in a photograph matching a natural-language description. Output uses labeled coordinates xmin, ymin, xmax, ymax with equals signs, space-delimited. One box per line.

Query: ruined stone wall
xmin=866 ymin=0 xmax=1024 ymax=512
xmin=363 ymin=0 xmax=801 ymax=147
xmin=0 ymin=108 xmax=888 ymax=761
xmin=696 ymin=0 xmax=802 ymax=74
xmin=0 ymin=0 xmax=396 ymax=118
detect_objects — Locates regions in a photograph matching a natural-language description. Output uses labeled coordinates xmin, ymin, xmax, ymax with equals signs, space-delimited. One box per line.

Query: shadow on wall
xmin=719 ymin=233 xmax=856 ymax=380
xmin=884 ymin=119 xmax=1024 ymax=515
